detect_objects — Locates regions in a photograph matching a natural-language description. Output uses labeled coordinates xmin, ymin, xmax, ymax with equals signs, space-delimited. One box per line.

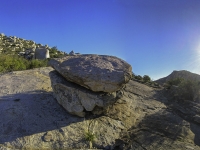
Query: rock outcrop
xmin=48 ymin=54 xmax=132 ymax=93
xmin=0 ymin=67 xmax=200 ymax=149
xmin=0 ymin=33 xmax=65 ymax=59
xmin=48 ymin=54 xmax=132 ymax=117
xmin=35 ymin=46 xmax=50 ymax=59
xmin=69 ymin=50 xmax=75 ymax=56
xmin=68 ymin=50 xmax=80 ymax=56
xmin=49 ymin=70 xmax=117 ymax=117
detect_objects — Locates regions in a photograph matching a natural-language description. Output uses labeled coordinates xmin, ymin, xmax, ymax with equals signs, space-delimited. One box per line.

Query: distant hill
xmin=0 ymin=33 xmax=66 ymax=58
xmin=156 ymin=70 xmax=200 ymax=85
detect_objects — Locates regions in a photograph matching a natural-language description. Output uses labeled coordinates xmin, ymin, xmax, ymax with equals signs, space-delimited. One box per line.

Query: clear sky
xmin=1 ymin=0 xmax=200 ymax=80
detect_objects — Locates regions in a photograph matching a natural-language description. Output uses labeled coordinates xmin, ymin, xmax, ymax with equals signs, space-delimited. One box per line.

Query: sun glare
xmin=188 ymin=43 xmax=200 ymax=74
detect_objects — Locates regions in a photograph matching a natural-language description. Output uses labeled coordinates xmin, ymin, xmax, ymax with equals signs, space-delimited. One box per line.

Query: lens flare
xmin=187 ymin=43 xmax=200 ymax=74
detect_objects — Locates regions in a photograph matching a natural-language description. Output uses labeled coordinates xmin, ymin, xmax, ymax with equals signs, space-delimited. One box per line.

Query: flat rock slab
xmin=48 ymin=54 xmax=132 ymax=92
xmin=0 ymin=67 xmax=126 ymax=149
xmin=49 ymin=70 xmax=117 ymax=117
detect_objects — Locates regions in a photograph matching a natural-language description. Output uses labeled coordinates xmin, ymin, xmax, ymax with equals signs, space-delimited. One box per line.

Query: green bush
xmin=167 ymin=78 xmax=200 ymax=101
xmin=49 ymin=46 xmax=65 ymax=58
xmin=175 ymin=80 xmax=200 ymax=101
xmin=28 ymin=59 xmax=48 ymax=69
xmin=167 ymin=77 xmax=184 ymax=86
xmin=132 ymin=74 xmax=159 ymax=87
xmin=0 ymin=54 xmax=48 ymax=73
xmin=134 ymin=75 xmax=143 ymax=81
xmin=84 ymin=131 xmax=96 ymax=142
xmin=0 ymin=54 xmax=27 ymax=72
xmin=143 ymin=75 xmax=151 ymax=82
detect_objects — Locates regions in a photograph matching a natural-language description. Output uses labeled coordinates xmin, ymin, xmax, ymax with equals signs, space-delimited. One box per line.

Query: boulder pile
xmin=0 ymin=33 xmax=66 ymax=59
xmin=48 ymin=54 xmax=132 ymax=117
xmin=18 ymin=45 xmax=50 ymax=60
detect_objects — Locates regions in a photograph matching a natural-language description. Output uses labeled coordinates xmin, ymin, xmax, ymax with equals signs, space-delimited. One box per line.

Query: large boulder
xmin=48 ymin=54 xmax=132 ymax=92
xmin=35 ymin=47 xmax=50 ymax=59
xmin=49 ymin=70 xmax=118 ymax=117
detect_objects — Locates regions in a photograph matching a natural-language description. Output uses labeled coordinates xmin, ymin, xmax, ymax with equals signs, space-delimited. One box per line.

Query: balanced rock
xmin=49 ymin=70 xmax=117 ymax=117
xmin=48 ymin=54 xmax=132 ymax=92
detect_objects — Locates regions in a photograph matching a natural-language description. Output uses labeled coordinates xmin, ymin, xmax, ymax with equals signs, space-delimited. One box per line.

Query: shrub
xmin=143 ymin=75 xmax=151 ymax=82
xmin=83 ymin=119 xmax=97 ymax=149
xmin=175 ymin=80 xmax=200 ymax=101
xmin=164 ymin=78 xmax=184 ymax=89
xmin=28 ymin=59 xmax=48 ymax=69
xmin=49 ymin=46 xmax=65 ymax=58
xmin=131 ymin=74 xmax=159 ymax=87
xmin=167 ymin=78 xmax=200 ymax=101
xmin=167 ymin=77 xmax=184 ymax=86
xmin=0 ymin=54 xmax=27 ymax=72
xmin=0 ymin=54 xmax=48 ymax=73
xmin=134 ymin=75 xmax=143 ymax=81
xmin=84 ymin=131 xmax=96 ymax=143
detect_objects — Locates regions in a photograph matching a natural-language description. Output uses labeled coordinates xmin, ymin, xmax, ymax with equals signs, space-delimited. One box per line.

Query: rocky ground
xmin=0 ymin=67 xmax=200 ymax=150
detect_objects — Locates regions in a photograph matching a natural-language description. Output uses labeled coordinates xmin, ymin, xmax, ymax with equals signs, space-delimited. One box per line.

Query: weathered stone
xmin=43 ymin=132 xmax=54 ymax=142
xmin=69 ymin=50 xmax=75 ymax=56
xmin=35 ymin=47 xmax=50 ymax=59
xmin=48 ymin=54 xmax=132 ymax=92
xmin=49 ymin=70 xmax=117 ymax=117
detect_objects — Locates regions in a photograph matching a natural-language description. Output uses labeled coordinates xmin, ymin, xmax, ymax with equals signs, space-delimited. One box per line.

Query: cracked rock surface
xmin=48 ymin=54 xmax=132 ymax=93
xmin=49 ymin=70 xmax=118 ymax=117
xmin=0 ymin=67 xmax=200 ymax=150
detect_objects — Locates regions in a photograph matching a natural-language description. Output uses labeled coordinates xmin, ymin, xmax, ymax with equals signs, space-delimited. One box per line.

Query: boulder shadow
xmin=114 ymin=85 xmax=200 ymax=149
xmin=0 ymin=90 xmax=84 ymax=143
xmin=150 ymin=89 xmax=200 ymax=147
xmin=116 ymin=109 xmax=200 ymax=149
xmin=160 ymin=89 xmax=200 ymax=146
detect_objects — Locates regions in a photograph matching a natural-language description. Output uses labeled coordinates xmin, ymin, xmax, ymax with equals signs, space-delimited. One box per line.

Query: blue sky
xmin=1 ymin=0 xmax=200 ymax=80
